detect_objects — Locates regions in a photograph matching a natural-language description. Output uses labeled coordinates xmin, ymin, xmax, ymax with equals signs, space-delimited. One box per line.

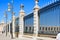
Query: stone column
xmin=44 ymin=27 xmax=46 ymax=31
xmin=12 ymin=12 xmax=15 ymax=38
xmin=50 ymin=27 xmax=51 ymax=31
xmin=19 ymin=4 xmax=25 ymax=38
xmin=1 ymin=20 xmax=5 ymax=34
xmin=53 ymin=27 xmax=54 ymax=31
xmin=8 ymin=21 xmax=11 ymax=37
xmin=47 ymin=27 xmax=48 ymax=31
xmin=27 ymin=27 xmax=29 ymax=33
xmin=58 ymin=27 xmax=59 ymax=33
xmin=31 ymin=27 xmax=32 ymax=33
xmin=33 ymin=0 xmax=40 ymax=40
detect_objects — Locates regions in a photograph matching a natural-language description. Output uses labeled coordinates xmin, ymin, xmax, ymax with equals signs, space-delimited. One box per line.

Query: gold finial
xmin=4 ymin=11 xmax=7 ymax=17
xmin=12 ymin=12 xmax=15 ymax=15
xmin=35 ymin=0 xmax=39 ymax=4
xmin=8 ymin=3 xmax=11 ymax=11
xmin=20 ymin=4 xmax=24 ymax=9
xmin=35 ymin=0 xmax=39 ymax=2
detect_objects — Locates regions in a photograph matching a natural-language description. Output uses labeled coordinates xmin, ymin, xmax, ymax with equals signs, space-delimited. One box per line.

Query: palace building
xmin=2 ymin=0 xmax=60 ymax=38
xmin=0 ymin=20 xmax=5 ymax=33
xmin=13 ymin=1 xmax=60 ymax=35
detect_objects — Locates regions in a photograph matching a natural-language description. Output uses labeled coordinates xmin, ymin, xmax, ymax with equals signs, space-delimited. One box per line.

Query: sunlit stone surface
xmin=0 ymin=33 xmax=56 ymax=40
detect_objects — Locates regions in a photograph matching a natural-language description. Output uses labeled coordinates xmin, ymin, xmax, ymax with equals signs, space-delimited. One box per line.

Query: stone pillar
xmin=31 ymin=27 xmax=32 ymax=33
xmin=58 ymin=27 xmax=59 ymax=32
xmin=19 ymin=4 xmax=25 ymax=38
xmin=8 ymin=21 xmax=11 ymax=37
xmin=47 ymin=27 xmax=48 ymax=31
xmin=27 ymin=27 xmax=29 ymax=33
xmin=52 ymin=27 xmax=53 ymax=31
xmin=44 ymin=27 xmax=46 ymax=31
xmin=33 ymin=0 xmax=40 ymax=40
xmin=50 ymin=27 xmax=51 ymax=31
xmin=53 ymin=27 xmax=54 ymax=31
xmin=1 ymin=20 xmax=5 ymax=34
xmin=12 ymin=12 xmax=15 ymax=38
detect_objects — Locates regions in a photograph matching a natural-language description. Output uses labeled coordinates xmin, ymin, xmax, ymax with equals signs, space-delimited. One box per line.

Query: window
xmin=48 ymin=27 xmax=50 ymax=31
xmin=40 ymin=27 xmax=41 ymax=30
xmin=57 ymin=27 xmax=58 ymax=31
xmin=29 ymin=27 xmax=31 ymax=31
xmin=45 ymin=27 xmax=47 ymax=31
xmin=26 ymin=27 xmax=28 ymax=31
xmin=54 ymin=27 xmax=56 ymax=30
xmin=42 ymin=27 xmax=44 ymax=30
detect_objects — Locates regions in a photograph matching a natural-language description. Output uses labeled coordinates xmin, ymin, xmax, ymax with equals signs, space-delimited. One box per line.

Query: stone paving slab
xmin=0 ymin=33 xmax=56 ymax=40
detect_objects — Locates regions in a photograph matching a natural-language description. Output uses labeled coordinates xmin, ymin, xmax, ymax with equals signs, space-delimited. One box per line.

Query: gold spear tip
xmin=35 ymin=0 xmax=39 ymax=2
xmin=20 ymin=4 xmax=24 ymax=9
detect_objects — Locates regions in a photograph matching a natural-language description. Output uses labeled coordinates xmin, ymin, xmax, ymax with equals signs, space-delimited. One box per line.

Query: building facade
xmin=24 ymin=1 xmax=60 ymax=34
xmin=8 ymin=1 xmax=60 ymax=36
xmin=0 ymin=21 xmax=5 ymax=33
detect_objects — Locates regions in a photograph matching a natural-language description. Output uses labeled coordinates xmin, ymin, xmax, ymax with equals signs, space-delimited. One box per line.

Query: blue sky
xmin=0 ymin=0 xmax=59 ymax=26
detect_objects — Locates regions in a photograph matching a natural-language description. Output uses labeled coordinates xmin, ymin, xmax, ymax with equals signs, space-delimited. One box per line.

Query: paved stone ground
xmin=0 ymin=33 xmax=56 ymax=40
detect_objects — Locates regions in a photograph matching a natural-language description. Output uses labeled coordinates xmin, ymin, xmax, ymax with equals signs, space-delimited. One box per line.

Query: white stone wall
xmin=0 ymin=23 xmax=5 ymax=33
xmin=24 ymin=26 xmax=60 ymax=34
